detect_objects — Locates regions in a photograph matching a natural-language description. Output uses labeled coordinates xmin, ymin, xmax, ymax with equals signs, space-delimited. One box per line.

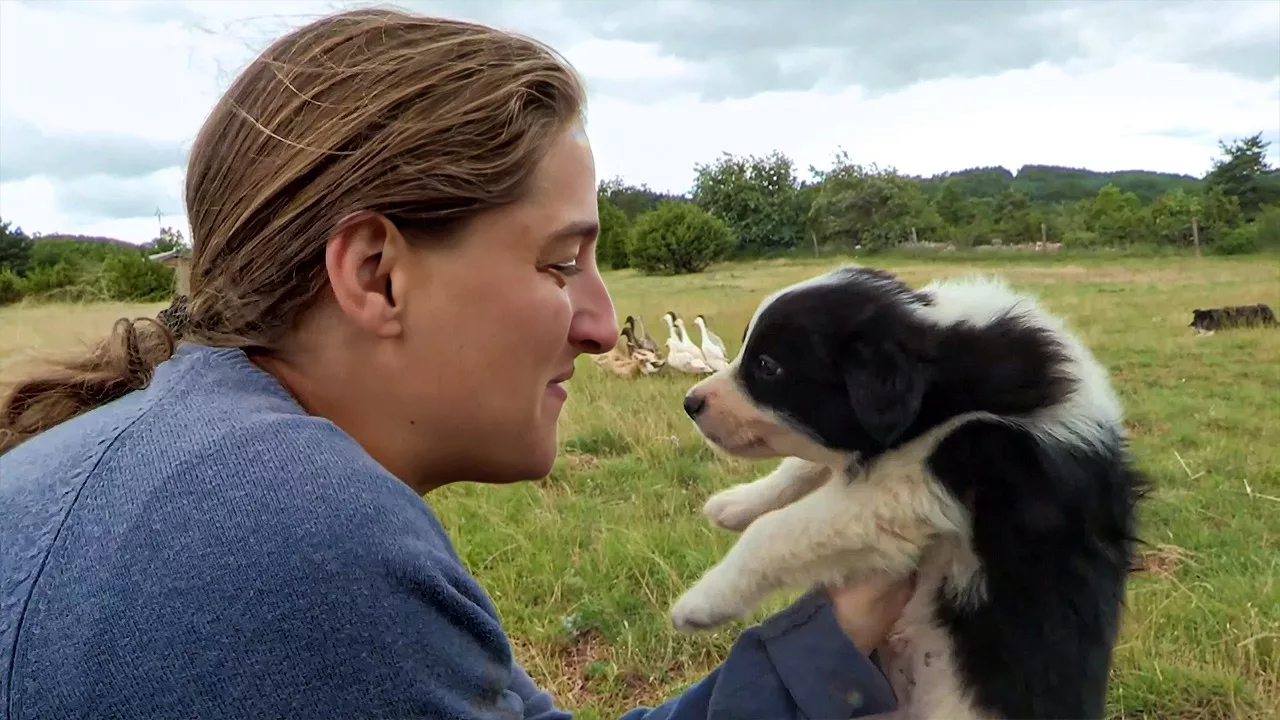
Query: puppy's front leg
xmin=704 ymin=456 xmax=831 ymax=531
xmin=672 ymin=476 xmax=925 ymax=632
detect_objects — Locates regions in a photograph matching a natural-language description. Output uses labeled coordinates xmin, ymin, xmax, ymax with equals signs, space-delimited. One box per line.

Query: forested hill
xmin=917 ymin=165 xmax=1204 ymax=205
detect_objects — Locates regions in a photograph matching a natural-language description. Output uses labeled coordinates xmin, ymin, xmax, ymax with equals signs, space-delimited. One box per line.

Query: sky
xmin=1 ymin=0 xmax=1278 ymax=245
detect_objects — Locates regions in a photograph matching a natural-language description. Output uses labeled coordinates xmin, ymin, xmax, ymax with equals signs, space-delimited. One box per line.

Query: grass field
xmin=2 ymin=254 xmax=1277 ymax=718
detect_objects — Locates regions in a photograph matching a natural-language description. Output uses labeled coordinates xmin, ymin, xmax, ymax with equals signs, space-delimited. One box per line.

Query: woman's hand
xmin=826 ymin=573 xmax=916 ymax=655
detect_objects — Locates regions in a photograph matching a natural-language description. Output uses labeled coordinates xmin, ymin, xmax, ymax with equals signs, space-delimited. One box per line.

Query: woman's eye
xmin=547 ymin=261 xmax=582 ymax=277
xmin=755 ymin=355 xmax=782 ymax=379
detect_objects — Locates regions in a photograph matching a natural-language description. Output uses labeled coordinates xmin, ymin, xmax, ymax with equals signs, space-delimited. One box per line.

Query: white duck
xmin=662 ymin=311 xmax=713 ymax=375
xmin=692 ymin=315 xmax=729 ymax=372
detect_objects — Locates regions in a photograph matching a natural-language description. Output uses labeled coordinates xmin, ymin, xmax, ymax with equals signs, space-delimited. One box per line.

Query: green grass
xmin=430 ymin=255 xmax=1280 ymax=719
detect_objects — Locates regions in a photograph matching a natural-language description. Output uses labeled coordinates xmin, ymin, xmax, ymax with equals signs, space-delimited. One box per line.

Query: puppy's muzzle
xmin=683 ymin=392 xmax=708 ymax=419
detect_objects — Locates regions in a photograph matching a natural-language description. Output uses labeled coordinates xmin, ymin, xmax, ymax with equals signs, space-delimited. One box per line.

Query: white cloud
xmin=1 ymin=0 xmax=1277 ymax=244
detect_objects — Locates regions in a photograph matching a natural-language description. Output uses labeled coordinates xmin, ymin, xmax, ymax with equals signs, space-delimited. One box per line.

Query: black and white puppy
xmin=673 ymin=265 xmax=1146 ymax=720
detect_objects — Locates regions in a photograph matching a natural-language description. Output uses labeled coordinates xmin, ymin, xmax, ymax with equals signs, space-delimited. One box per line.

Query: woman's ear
xmin=842 ymin=342 xmax=928 ymax=448
xmin=324 ymin=212 xmax=405 ymax=339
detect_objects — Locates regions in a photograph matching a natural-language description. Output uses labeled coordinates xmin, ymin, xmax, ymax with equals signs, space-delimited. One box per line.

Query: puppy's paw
xmin=703 ymin=485 xmax=768 ymax=531
xmin=670 ymin=577 xmax=749 ymax=633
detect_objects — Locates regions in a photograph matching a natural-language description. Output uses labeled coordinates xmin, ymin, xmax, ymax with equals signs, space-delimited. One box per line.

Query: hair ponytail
xmin=0 ymin=316 xmax=176 ymax=454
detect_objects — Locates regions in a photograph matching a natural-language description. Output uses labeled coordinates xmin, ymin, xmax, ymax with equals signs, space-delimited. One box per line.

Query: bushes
xmin=0 ymin=247 xmax=175 ymax=306
xmin=1211 ymin=223 xmax=1260 ymax=256
xmin=627 ymin=201 xmax=734 ymax=275
xmin=0 ymin=270 xmax=24 ymax=305
xmin=102 ymin=253 xmax=174 ymax=301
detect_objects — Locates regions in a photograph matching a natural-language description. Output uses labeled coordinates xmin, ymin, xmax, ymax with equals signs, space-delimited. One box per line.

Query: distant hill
xmin=919 ymin=165 xmax=1204 ymax=205
xmin=32 ymin=233 xmax=137 ymax=249
xmin=28 ymin=233 xmax=147 ymax=269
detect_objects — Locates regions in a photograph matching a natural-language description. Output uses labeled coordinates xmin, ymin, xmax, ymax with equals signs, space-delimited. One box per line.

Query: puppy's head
xmin=683 ymin=266 xmax=936 ymax=465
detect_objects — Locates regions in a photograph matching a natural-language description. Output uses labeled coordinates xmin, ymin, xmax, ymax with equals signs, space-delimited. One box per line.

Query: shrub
xmin=102 ymin=252 xmax=174 ymax=301
xmin=1210 ymin=223 xmax=1260 ymax=256
xmin=1251 ymin=204 xmax=1280 ymax=251
xmin=23 ymin=260 xmax=82 ymax=295
xmin=1063 ymin=229 xmax=1104 ymax=249
xmin=628 ymin=201 xmax=734 ymax=275
xmin=0 ymin=269 xmax=25 ymax=305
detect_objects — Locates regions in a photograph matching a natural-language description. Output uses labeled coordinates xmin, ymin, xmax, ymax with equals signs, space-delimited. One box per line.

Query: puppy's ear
xmin=843 ymin=343 xmax=928 ymax=448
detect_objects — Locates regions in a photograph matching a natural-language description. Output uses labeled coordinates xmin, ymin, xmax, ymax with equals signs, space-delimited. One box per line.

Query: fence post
xmin=1191 ymin=217 xmax=1201 ymax=257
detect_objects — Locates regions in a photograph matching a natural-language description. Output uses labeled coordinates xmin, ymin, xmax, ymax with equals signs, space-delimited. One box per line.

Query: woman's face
xmin=391 ymin=123 xmax=617 ymax=485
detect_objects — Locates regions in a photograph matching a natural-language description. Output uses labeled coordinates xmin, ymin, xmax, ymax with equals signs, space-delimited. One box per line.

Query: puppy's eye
xmin=754 ymin=355 xmax=782 ymax=380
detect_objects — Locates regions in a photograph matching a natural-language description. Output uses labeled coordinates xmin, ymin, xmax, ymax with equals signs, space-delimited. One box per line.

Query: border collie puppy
xmin=674 ymin=266 xmax=1145 ymax=720
xmin=1189 ymin=303 xmax=1277 ymax=335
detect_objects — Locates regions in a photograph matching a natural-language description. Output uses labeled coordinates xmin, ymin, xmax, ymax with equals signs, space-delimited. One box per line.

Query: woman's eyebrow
xmin=546 ymin=220 xmax=599 ymax=242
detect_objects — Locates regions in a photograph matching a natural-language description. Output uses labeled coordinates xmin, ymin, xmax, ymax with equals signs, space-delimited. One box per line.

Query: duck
xmin=625 ymin=315 xmax=661 ymax=355
xmin=592 ymin=326 xmax=665 ymax=377
xmin=693 ymin=315 xmax=729 ymax=371
xmin=663 ymin=311 xmax=714 ymax=375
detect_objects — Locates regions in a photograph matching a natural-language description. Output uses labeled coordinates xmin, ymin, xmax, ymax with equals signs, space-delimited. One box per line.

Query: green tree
xmin=1204 ymin=132 xmax=1273 ymax=218
xmin=597 ymin=177 xmax=685 ymax=220
xmin=993 ymin=188 xmax=1036 ymax=244
xmin=143 ymin=226 xmax=189 ymax=254
xmin=1086 ymin=184 xmax=1148 ymax=247
xmin=628 ymin=201 xmax=733 ymax=275
xmin=809 ymin=153 xmax=925 ymax=251
xmin=933 ymin=179 xmax=973 ymax=228
xmin=691 ymin=151 xmax=807 ymax=256
xmin=0 ymin=218 xmax=34 ymax=276
xmin=596 ymin=196 xmax=632 ymax=270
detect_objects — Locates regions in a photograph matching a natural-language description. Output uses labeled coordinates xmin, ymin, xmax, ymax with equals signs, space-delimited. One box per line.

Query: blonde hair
xmin=0 ymin=8 xmax=587 ymax=453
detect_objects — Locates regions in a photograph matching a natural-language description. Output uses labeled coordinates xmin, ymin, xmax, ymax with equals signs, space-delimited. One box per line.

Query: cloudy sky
xmin=1 ymin=0 xmax=1277 ymax=244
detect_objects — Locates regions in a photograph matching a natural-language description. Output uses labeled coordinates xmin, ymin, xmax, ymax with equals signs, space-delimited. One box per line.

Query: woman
xmin=0 ymin=9 xmax=910 ymax=719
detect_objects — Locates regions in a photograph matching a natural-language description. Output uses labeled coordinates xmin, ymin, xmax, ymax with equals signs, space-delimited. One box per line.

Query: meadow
xmin=1 ymin=254 xmax=1276 ymax=719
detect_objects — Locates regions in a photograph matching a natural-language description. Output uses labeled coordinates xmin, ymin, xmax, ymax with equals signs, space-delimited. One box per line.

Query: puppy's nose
xmin=683 ymin=393 xmax=707 ymax=419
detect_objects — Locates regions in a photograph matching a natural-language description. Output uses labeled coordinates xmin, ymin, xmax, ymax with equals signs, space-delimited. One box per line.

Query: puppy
xmin=673 ymin=266 xmax=1146 ymax=720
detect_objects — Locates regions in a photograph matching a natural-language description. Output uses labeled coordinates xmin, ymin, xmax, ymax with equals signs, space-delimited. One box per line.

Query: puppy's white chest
xmin=881 ymin=624 xmax=964 ymax=719
xmin=875 ymin=565 xmax=988 ymax=720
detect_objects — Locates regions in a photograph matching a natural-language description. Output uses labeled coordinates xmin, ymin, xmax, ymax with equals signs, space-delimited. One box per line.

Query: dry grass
xmin=2 ymin=253 xmax=1277 ymax=719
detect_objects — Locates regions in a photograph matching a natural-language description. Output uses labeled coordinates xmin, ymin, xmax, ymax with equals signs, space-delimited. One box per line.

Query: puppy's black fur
xmin=737 ymin=266 xmax=1146 ymax=719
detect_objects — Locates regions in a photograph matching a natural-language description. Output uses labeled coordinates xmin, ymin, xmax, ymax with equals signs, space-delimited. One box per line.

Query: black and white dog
xmin=673 ymin=266 xmax=1145 ymax=719
xmin=1189 ymin=303 xmax=1277 ymax=335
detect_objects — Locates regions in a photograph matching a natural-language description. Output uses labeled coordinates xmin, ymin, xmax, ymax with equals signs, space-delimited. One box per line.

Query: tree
xmin=598 ymin=177 xmax=685 ymax=220
xmin=0 ymin=218 xmax=34 ymax=276
xmin=1204 ymin=132 xmax=1273 ymax=218
xmin=1086 ymin=184 xmax=1148 ymax=247
xmin=628 ymin=201 xmax=734 ymax=275
xmin=993 ymin=188 xmax=1036 ymax=244
xmin=691 ymin=151 xmax=807 ymax=256
xmin=808 ymin=153 xmax=925 ymax=251
xmin=144 ymin=226 xmax=189 ymax=254
xmin=596 ymin=196 xmax=632 ymax=270
xmin=1148 ymin=189 xmax=1201 ymax=247
xmin=933 ymin=179 xmax=972 ymax=228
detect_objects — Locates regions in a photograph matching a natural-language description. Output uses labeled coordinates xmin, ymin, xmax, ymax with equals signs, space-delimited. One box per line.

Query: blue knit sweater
xmin=1 ymin=343 xmax=896 ymax=719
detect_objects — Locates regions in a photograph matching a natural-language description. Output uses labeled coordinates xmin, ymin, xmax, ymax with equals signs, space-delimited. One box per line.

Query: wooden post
xmin=910 ymin=227 xmax=919 ymax=244
xmin=1041 ymin=222 xmax=1047 ymax=244
xmin=1191 ymin=217 xmax=1201 ymax=257
xmin=811 ymin=231 xmax=819 ymax=257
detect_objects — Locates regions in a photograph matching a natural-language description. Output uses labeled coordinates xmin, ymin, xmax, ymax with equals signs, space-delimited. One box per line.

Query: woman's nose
xmin=568 ymin=271 xmax=618 ymax=353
